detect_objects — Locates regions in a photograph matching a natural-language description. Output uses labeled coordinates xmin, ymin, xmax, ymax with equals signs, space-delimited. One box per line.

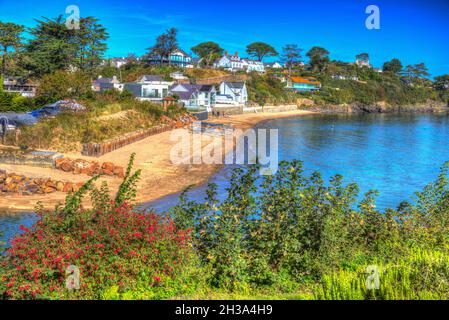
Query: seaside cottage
xmin=213 ymin=52 xmax=245 ymax=72
xmin=124 ymin=75 xmax=173 ymax=101
xmin=110 ymin=57 xmax=129 ymax=68
xmin=170 ymin=84 xmax=217 ymax=111
xmin=147 ymin=49 xmax=193 ymax=68
xmin=286 ymin=77 xmax=321 ymax=92
xmin=217 ymin=82 xmax=248 ymax=105
xmin=264 ymin=62 xmax=283 ymax=69
xmin=213 ymin=52 xmax=265 ymax=73
xmin=242 ymin=59 xmax=265 ymax=73
xmin=92 ymin=76 xmax=124 ymax=92
xmin=2 ymin=77 xmax=38 ymax=97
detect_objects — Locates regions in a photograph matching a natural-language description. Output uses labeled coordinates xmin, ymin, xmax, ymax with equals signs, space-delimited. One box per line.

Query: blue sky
xmin=0 ymin=0 xmax=448 ymax=77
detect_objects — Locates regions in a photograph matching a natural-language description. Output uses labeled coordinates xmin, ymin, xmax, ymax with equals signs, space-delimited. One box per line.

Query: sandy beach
xmin=0 ymin=109 xmax=315 ymax=212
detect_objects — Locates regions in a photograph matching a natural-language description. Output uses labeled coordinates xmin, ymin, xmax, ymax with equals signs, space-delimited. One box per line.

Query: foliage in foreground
xmin=0 ymin=154 xmax=199 ymax=299
xmin=172 ymin=160 xmax=449 ymax=298
xmin=1 ymin=157 xmax=449 ymax=300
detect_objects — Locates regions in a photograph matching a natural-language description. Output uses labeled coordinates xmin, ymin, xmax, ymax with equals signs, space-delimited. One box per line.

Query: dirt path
xmin=0 ymin=109 xmax=316 ymax=212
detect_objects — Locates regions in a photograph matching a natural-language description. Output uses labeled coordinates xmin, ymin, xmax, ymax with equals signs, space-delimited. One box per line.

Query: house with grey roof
xmin=218 ymin=82 xmax=248 ymax=105
xmin=170 ymin=84 xmax=216 ymax=111
xmin=124 ymin=75 xmax=173 ymax=101
xmin=92 ymin=76 xmax=123 ymax=92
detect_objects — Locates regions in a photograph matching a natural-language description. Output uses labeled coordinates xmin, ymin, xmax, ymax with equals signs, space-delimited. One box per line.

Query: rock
xmin=45 ymin=180 xmax=57 ymax=188
xmin=63 ymin=182 xmax=74 ymax=193
xmin=60 ymin=161 xmax=74 ymax=172
xmin=113 ymin=166 xmax=125 ymax=178
xmin=43 ymin=186 xmax=55 ymax=193
xmin=55 ymin=157 xmax=67 ymax=169
xmin=56 ymin=181 xmax=65 ymax=192
xmin=102 ymin=169 xmax=114 ymax=176
xmin=102 ymin=162 xmax=115 ymax=172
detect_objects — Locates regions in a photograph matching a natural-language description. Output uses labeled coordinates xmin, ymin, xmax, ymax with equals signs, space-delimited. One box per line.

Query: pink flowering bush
xmin=0 ymin=154 xmax=196 ymax=299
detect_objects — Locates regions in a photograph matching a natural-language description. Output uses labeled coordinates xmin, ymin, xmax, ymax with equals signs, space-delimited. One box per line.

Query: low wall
xmin=193 ymin=75 xmax=248 ymax=85
xmin=212 ymin=105 xmax=244 ymax=115
xmin=0 ymin=147 xmax=61 ymax=168
xmin=191 ymin=111 xmax=209 ymax=121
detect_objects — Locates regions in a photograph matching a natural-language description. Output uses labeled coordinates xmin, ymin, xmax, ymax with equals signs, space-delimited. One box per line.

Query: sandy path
xmin=0 ymin=109 xmax=316 ymax=212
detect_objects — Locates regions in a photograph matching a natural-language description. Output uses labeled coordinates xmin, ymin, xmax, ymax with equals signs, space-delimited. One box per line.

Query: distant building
xmin=355 ymin=58 xmax=372 ymax=68
xmin=218 ymin=82 xmax=248 ymax=104
xmin=170 ymin=72 xmax=189 ymax=81
xmin=242 ymin=59 xmax=265 ymax=73
xmin=287 ymin=77 xmax=321 ymax=92
xmin=170 ymin=84 xmax=216 ymax=110
xmin=214 ymin=52 xmax=245 ymax=72
xmin=264 ymin=62 xmax=283 ymax=69
xmin=147 ymin=49 xmax=192 ymax=68
xmin=214 ymin=52 xmax=265 ymax=73
xmin=331 ymin=74 xmax=359 ymax=81
xmin=110 ymin=58 xmax=129 ymax=68
xmin=124 ymin=75 xmax=173 ymax=101
xmin=92 ymin=76 xmax=123 ymax=92
xmin=2 ymin=77 xmax=38 ymax=97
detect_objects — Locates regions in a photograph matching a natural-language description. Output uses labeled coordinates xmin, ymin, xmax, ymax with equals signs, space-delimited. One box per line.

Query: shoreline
xmin=0 ymin=108 xmax=316 ymax=213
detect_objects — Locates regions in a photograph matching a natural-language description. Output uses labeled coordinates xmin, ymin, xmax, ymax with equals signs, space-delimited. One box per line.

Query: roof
xmin=93 ymin=77 xmax=114 ymax=85
xmin=141 ymin=75 xmax=165 ymax=82
xmin=223 ymin=82 xmax=246 ymax=89
xmin=290 ymin=77 xmax=321 ymax=85
xmin=171 ymin=84 xmax=215 ymax=100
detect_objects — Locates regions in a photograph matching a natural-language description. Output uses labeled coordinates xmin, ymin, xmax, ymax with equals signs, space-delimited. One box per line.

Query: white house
xmin=110 ymin=58 xmax=129 ymax=68
xmin=170 ymin=84 xmax=216 ymax=111
xmin=218 ymin=82 xmax=248 ymax=105
xmin=214 ymin=52 xmax=265 ymax=73
xmin=331 ymin=74 xmax=359 ymax=81
xmin=264 ymin=62 xmax=283 ymax=69
xmin=170 ymin=72 xmax=189 ymax=81
xmin=214 ymin=52 xmax=245 ymax=72
xmin=124 ymin=75 xmax=173 ymax=101
xmin=242 ymin=59 xmax=265 ymax=73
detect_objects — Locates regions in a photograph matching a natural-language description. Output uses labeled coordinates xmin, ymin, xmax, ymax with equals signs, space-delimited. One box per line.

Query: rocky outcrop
xmin=308 ymin=100 xmax=448 ymax=114
xmin=0 ymin=170 xmax=83 ymax=195
xmin=54 ymin=158 xmax=124 ymax=178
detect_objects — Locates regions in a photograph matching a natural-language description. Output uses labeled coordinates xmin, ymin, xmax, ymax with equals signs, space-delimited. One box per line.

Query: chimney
xmin=235 ymin=51 xmax=238 ymax=57
xmin=225 ymin=51 xmax=228 ymax=56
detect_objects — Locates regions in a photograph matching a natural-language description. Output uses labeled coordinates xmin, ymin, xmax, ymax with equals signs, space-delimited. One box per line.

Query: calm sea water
xmin=1 ymin=113 xmax=449 ymax=243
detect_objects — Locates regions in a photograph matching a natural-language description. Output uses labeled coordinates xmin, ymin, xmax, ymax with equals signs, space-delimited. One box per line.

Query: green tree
xmin=73 ymin=17 xmax=109 ymax=71
xmin=0 ymin=21 xmax=24 ymax=76
xmin=382 ymin=58 xmax=403 ymax=74
xmin=434 ymin=74 xmax=449 ymax=91
xmin=147 ymin=28 xmax=178 ymax=66
xmin=37 ymin=70 xmax=92 ymax=101
xmin=356 ymin=53 xmax=369 ymax=62
xmin=24 ymin=16 xmax=77 ymax=77
xmin=191 ymin=41 xmax=224 ymax=67
xmin=24 ymin=16 xmax=108 ymax=77
xmin=413 ymin=62 xmax=430 ymax=79
xmin=246 ymin=42 xmax=278 ymax=62
xmin=306 ymin=46 xmax=330 ymax=72
xmin=281 ymin=44 xmax=302 ymax=75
